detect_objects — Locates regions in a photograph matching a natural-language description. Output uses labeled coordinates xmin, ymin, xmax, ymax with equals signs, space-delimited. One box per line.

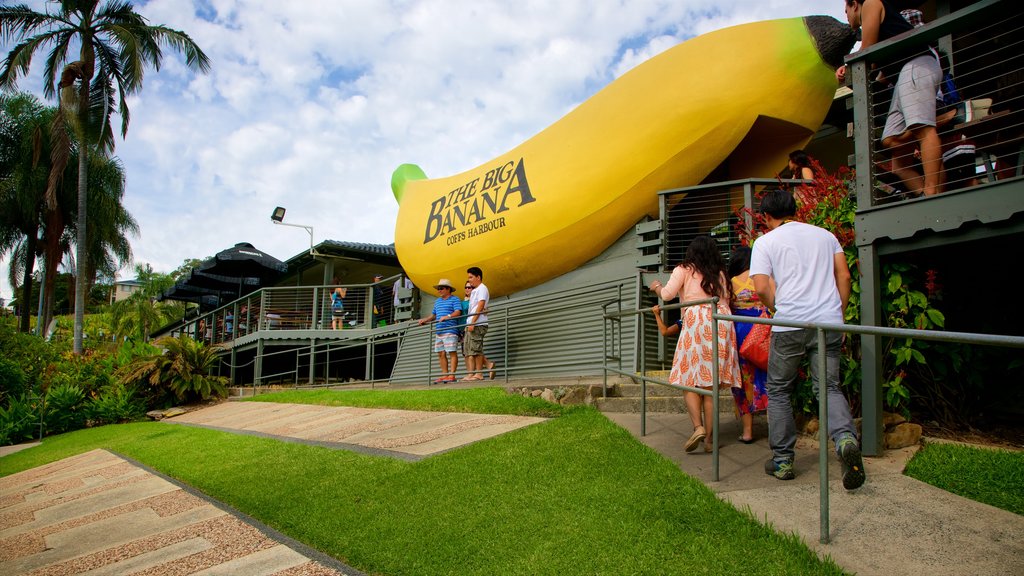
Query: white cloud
xmin=0 ymin=0 xmax=846 ymax=303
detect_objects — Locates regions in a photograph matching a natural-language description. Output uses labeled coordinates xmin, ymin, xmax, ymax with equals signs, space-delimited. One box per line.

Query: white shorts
xmin=882 ymin=54 xmax=942 ymax=141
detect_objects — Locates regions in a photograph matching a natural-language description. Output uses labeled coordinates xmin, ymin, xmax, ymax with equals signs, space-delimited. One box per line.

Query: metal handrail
xmin=606 ymin=298 xmax=1024 ymax=544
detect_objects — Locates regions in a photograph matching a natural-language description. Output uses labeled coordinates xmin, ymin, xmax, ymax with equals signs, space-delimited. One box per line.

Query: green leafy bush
xmin=44 ymin=351 xmax=115 ymax=398
xmin=0 ymin=358 xmax=29 ymax=403
xmin=0 ymin=393 xmax=42 ymax=446
xmin=88 ymin=383 xmax=145 ymax=425
xmin=0 ymin=321 xmax=62 ymax=389
xmin=44 ymin=382 xmax=88 ymax=434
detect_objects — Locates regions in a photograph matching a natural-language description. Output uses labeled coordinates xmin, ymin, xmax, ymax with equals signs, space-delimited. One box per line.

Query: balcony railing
xmin=846 ymin=0 xmax=1023 ymax=207
xmin=172 ymin=276 xmax=410 ymax=346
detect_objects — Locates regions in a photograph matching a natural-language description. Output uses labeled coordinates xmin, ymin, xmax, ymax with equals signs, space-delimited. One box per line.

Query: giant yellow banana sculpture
xmin=392 ymin=16 xmax=853 ymax=296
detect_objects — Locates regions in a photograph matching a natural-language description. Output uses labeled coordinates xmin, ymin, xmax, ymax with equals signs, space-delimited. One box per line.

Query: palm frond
xmin=0 ymin=5 xmax=58 ymax=44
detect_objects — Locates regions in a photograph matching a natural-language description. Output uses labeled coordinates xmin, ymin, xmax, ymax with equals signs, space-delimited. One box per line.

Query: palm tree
xmin=0 ymin=0 xmax=211 ymax=354
xmin=0 ymin=92 xmax=52 ymax=332
xmin=2 ymin=93 xmax=139 ymax=336
xmin=78 ymin=152 xmax=137 ymax=301
xmin=110 ymin=263 xmax=177 ymax=342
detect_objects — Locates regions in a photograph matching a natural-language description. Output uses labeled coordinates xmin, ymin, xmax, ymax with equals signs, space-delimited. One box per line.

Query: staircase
xmin=593 ymin=371 xmax=736 ymax=414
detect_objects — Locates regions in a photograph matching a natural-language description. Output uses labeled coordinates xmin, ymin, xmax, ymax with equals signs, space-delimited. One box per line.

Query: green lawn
xmin=904 ymin=441 xmax=1024 ymax=516
xmin=0 ymin=389 xmax=845 ymax=575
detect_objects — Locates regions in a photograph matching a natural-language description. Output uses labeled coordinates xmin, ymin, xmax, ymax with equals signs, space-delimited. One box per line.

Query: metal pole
xmin=602 ymin=304 xmax=609 ymax=399
xmin=503 ymin=307 xmax=509 ymax=383
xmin=818 ymin=328 xmax=831 ymax=544
xmin=640 ymin=308 xmax=647 ymax=437
xmin=711 ymin=300 xmax=720 ymax=482
xmin=309 ymin=338 xmax=316 ymax=385
xmin=255 ymin=338 xmax=264 ymax=391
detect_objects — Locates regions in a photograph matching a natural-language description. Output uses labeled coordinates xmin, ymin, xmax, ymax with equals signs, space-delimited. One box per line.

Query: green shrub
xmin=44 ymin=382 xmax=88 ymax=434
xmin=44 ymin=350 xmax=114 ymax=397
xmin=0 ymin=358 xmax=29 ymax=403
xmin=0 ymin=393 xmax=42 ymax=446
xmin=88 ymin=383 xmax=146 ymax=425
xmin=0 ymin=322 xmax=62 ymax=389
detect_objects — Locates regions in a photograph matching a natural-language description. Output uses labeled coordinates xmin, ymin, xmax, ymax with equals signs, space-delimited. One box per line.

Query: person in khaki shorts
xmin=463 ymin=266 xmax=491 ymax=381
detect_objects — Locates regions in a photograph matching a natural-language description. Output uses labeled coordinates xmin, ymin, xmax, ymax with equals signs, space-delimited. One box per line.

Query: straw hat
xmin=433 ymin=279 xmax=455 ymax=290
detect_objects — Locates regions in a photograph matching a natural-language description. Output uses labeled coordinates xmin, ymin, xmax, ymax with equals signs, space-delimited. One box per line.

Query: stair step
xmin=595 ymin=391 xmax=737 ymax=414
xmin=595 ymin=396 xmax=686 ymax=413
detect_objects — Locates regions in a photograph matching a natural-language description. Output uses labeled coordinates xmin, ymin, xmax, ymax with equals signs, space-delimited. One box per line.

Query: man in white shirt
xmin=463 ymin=266 xmax=490 ymax=381
xmin=750 ymin=189 xmax=865 ymax=490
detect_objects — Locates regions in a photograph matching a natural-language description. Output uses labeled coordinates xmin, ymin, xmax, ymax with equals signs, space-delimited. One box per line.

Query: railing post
xmin=640 ymin=308 xmax=647 ymax=437
xmin=602 ymin=303 xmax=609 ymax=399
xmin=309 ymin=338 xmax=316 ymax=386
xmin=818 ymin=327 xmax=831 ymax=544
xmin=255 ymin=338 xmax=264 ymax=390
xmin=503 ymin=307 xmax=509 ymax=383
xmin=710 ymin=300 xmax=720 ymax=482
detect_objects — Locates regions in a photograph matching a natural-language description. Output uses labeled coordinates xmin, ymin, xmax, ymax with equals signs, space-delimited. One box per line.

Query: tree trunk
xmin=41 ymin=207 xmax=64 ymax=338
xmin=18 ymin=229 xmax=38 ymax=333
xmin=73 ymin=145 xmax=87 ymax=353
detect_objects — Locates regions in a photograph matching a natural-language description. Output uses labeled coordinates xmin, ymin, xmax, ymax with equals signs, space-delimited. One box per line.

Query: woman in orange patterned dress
xmin=649 ymin=235 xmax=742 ymax=453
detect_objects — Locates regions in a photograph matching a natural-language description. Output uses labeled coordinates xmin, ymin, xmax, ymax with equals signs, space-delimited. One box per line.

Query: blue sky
xmin=0 ymin=0 xmax=846 ymax=303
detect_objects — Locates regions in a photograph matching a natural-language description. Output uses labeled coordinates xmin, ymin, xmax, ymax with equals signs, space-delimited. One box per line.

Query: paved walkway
xmin=605 ymin=411 xmax=1024 ymax=576
xmin=2 ymin=400 xmax=1022 ymax=575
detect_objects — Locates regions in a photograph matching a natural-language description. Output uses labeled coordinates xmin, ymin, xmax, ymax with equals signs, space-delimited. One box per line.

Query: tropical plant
xmin=0 ymin=0 xmax=211 ymax=354
xmin=0 ymin=317 xmax=62 ymax=391
xmin=0 ymin=357 xmax=27 ymax=402
xmin=43 ymin=380 xmax=86 ymax=434
xmin=0 ymin=392 xmax=41 ymax=445
xmin=117 ymin=335 xmax=226 ymax=405
xmin=87 ymin=381 xmax=144 ymax=424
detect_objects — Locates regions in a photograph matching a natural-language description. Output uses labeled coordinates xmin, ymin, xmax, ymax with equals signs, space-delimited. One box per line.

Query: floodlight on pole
xmin=270 ymin=206 xmax=320 ymax=256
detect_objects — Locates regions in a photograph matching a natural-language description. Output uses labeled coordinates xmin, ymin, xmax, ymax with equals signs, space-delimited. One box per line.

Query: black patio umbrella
xmin=198 ymin=242 xmax=288 ymax=283
xmin=158 ymin=283 xmax=230 ymax=312
xmin=182 ymin=269 xmax=262 ymax=299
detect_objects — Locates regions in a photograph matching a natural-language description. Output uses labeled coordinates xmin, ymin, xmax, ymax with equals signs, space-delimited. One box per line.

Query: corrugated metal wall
xmin=389 ymin=277 xmax=639 ymax=383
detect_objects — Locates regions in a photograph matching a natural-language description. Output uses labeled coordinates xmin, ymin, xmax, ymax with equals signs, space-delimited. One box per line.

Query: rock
xmin=883 ymin=411 xmax=907 ymax=429
xmin=540 ymin=388 xmax=556 ymax=403
xmin=163 ymin=407 xmax=187 ymax=419
xmin=146 ymin=406 xmax=187 ymax=420
xmin=803 ymin=417 xmax=819 ymax=436
xmin=531 ymin=389 xmax=543 ymax=397
xmin=560 ymin=387 xmax=587 ymax=405
xmin=884 ymin=422 xmax=922 ymax=449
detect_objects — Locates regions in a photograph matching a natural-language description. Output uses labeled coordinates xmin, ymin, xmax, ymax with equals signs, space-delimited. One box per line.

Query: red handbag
xmin=739 ymin=311 xmax=771 ymax=371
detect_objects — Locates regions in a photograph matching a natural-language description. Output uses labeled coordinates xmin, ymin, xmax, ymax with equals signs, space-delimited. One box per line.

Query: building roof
xmin=320 ymin=240 xmax=396 ymax=258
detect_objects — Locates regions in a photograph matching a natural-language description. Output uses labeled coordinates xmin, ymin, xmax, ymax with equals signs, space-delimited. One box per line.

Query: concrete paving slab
xmin=78 ymin=537 xmax=214 ymax=576
xmin=605 ymin=411 xmax=1024 ymax=576
xmin=0 ymin=449 xmax=360 ymax=575
xmin=167 ymin=401 xmax=548 ymax=460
